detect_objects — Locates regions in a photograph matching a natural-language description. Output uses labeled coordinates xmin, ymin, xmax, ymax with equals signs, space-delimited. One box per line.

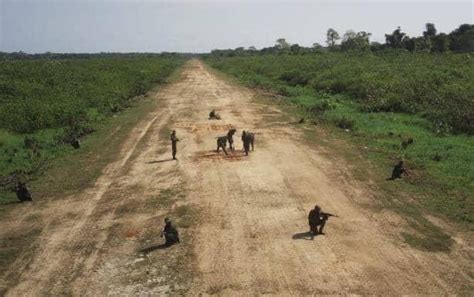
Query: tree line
xmin=210 ymin=23 xmax=473 ymax=56
xmin=0 ymin=52 xmax=193 ymax=61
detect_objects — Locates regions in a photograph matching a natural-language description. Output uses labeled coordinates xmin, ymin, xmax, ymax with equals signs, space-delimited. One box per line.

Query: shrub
xmin=205 ymin=52 xmax=474 ymax=134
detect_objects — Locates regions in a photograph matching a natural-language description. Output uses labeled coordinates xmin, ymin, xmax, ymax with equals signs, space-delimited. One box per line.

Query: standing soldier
xmin=227 ymin=128 xmax=236 ymax=151
xmin=170 ymin=130 xmax=179 ymax=160
xmin=308 ymin=205 xmax=337 ymax=239
xmin=242 ymin=130 xmax=250 ymax=156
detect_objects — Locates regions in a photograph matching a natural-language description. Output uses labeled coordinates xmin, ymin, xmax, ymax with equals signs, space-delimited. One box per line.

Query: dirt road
xmin=2 ymin=60 xmax=472 ymax=295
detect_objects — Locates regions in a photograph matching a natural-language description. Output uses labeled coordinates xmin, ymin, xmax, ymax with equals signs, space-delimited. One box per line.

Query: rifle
xmin=321 ymin=212 xmax=339 ymax=220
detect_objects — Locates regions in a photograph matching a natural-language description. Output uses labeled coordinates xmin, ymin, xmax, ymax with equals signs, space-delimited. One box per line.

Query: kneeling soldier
xmin=388 ymin=160 xmax=407 ymax=180
xmin=161 ymin=217 xmax=180 ymax=246
xmin=15 ymin=182 xmax=32 ymax=203
xmin=308 ymin=205 xmax=336 ymax=239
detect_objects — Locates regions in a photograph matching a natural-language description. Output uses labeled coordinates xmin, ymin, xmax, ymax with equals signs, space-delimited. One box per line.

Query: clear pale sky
xmin=0 ymin=0 xmax=472 ymax=53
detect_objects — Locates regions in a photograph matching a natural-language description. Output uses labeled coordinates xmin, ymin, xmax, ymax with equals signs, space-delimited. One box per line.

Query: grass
xmin=0 ymin=57 xmax=186 ymax=205
xmin=0 ymin=94 xmax=162 ymax=290
xmin=204 ymin=57 xmax=472 ymax=251
xmin=272 ymin=92 xmax=458 ymax=252
xmin=0 ymin=56 xmax=185 ymax=205
xmin=320 ymin=105 xmax=474 ymax=223
xmin=0 ymin=64 xmax=188 ymax=293
xmin=205 ymin=52 xmax=474 ymax=134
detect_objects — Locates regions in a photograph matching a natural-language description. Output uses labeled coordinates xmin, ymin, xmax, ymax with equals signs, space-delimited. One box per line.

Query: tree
xmin=326 ymin=28 xmax=340 ymax=48
xmin=275 ymin=38 xmax=290 ymax=51
xmin=248 ymin=46 xmax=257 ymax=51
xmin=423 ymin=23 xmax=437 ymax=39
xmin=402 ymin=36 xmax=431 ymax=52
xmin=370 ymin=41 xmax=384 ymax=51
xmin=340 ymin=30 xmax=371 ymax=51
xmin=385 ymin=26 xmax=407 ymax=48
xmin=403 ymin=37 xmax=416 ymax=52
xmin=431 ymin=33 xmax=450 ymax=52
xmin=422 ymin=23 xmax=438 ymax=51
xmin=290 ymin=44 xmax=302 ymax=54
xmin=449 ymin=24 xmax=474 ymax=52
xmin=417 ymin=37 xmax=431 ymax=51
xmin=234 ymin=47 xmax=245 ymax=53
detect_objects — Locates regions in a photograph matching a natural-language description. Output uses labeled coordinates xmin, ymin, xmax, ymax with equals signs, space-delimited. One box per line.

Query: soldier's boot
xmin=319 ymin=220 xmax=327 ymax=235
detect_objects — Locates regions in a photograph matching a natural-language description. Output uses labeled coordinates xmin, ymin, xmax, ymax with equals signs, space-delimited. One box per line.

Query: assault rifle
xmin=321 ymin=212 xmax=339 ymax=220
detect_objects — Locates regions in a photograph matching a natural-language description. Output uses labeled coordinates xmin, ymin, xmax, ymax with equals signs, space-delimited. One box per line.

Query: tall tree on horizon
xmin=326 ymin=28 xmax=340 ymax=48
xmin=385 ymin=26 xmax=407 ymax=48
xmin=275 ymin=38 xmax=291 ymax=51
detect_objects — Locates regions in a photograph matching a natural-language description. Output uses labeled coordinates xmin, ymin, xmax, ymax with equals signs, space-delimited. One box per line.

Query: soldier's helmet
xmin=314 ymin=205 xmax=321 ymax=212
xmin=164 ymin=217 xmax=171 ymax=223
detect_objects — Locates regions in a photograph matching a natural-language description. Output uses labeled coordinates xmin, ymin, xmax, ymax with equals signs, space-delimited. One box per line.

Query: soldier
xmin=227 ymin=128 xmax=236 ymax=151
xmin=216 ymin=136 xmax=228 ymax=155
xmin=209 ymin=110 xmax=221 ymax=120
xmin=388 ymin=161 xmax=407 ymax=180
xmin=161 ymin=217 xmax=180 ymax=246
xmin=170 ymin=130 xmax=179 ymax=160
xmin=15 ymin=182 xmax=32 ymax=202
xmin=246 ymin=131 xmax=255 ymax=151
xmin=242 ymin=130 xmax=250 ymax=156
xmin=308 ymin=205 xmax=337 ymax=239
xmin=71 ymin=138 xmax=81 ymax=149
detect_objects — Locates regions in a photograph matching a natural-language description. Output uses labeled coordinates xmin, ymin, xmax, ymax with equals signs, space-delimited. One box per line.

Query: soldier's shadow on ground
xmin=146 ymin=159 xmax=175 ymax=164
xmin=292 ymin=231 xmax=313 ymax=240
xmin=1 ymin=201 xmax=23 ymax=206
xmin=138 ymin=243 xmax=171 ymax=254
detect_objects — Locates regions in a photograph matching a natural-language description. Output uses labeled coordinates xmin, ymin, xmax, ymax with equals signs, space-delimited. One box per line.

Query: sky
xmin=0 ymin=0 xmax=472 ymax=53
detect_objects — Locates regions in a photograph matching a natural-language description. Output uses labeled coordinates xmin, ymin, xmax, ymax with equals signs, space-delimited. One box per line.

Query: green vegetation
xmin=204 ymin=52 xmax=474 ymax=227
xmin=0 ymin=55 xmax=185 ymax=204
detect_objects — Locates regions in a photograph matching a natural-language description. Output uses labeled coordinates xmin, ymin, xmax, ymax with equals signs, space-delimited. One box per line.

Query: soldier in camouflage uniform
xmin=15 ymin=182 xmax=32 ymax=202
xmin=227 ymin=128 xmax=236 ymax=151
xmin=170 ymin=130 xmax=179 ymax=160
xmin=241 ymin=130 xmax=255 ymax=155
xmin=161 ymin=217 xmax=180 ymax=246
xmin=242 ymin=131 xmax=251 ymax=156
xmin=388 ymin=161 xmax=407 ymax=180
xmin=209 ymin=110 xmax=221 ymax=120
xmin=308 ymin=205 xmax=337 ymax=239
xmin=216 ymin=136 xmax=228 ymax=155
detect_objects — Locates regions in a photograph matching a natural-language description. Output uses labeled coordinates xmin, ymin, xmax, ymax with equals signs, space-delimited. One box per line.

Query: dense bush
xmin=205 ymin=52 xmax=474 ymax=134
xmin=0 ymin=57 xmax=183 ymax=133
xmin=205 ymin=53 xmax=474 ymax=223
xmin=0 ymin=56 xmax=184 ymax=196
